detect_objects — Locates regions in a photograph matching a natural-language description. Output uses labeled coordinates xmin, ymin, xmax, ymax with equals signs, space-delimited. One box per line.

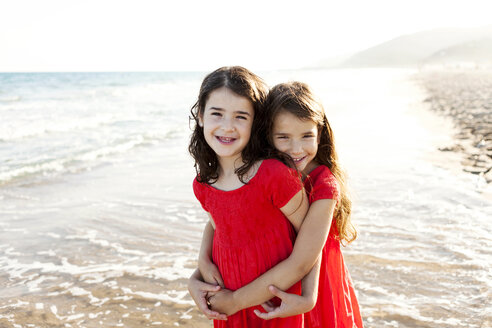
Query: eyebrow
xmin=273 ymin=131 xmax=314 ymax=135
xmin=208 ymin=107 xmax=251 ymax=116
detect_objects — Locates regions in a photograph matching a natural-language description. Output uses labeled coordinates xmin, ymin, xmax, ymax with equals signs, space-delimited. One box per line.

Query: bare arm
xmin=209 ymin=198 xmax=335 ymax=314
xmin=301 ymin=254 xmax=321 ymax=302
xmin=280 ymin=189 xmax=309 ymax=233
xmin=233 ymin=198 xmax=334 ymax=308
xmin=198 ymin=216 xmax=224 ymax=287
xmin=187 ymin=269 xmax=227 ymax=320
xmin=253 ymin=255 xmax=322 ymax=320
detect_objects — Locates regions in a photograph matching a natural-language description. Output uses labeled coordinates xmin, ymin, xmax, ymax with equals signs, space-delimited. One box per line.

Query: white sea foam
xmin=180 ymin=308 xmax=193 ymax=320
xmin=66 ymin=230 xmax=147 ymax=256
xmin=1 ymin=70 xmax=491 ymax=327
xmin=121 ymin=287 xmax=194 ymax=306
xmin=65 ymin=313 xmax=85 ymax=321
xmin=37 ymin=250 xmax=57 ymax=257
xmin=89 ymin=312 xmax=103 ymax=319
xmin=0 ymin=95 xmax=21 ymax=103
xmin=0 ymin=300 xmax=29 ymax=309
xmin=26 ymin=275 xmax=57 ymax=292
xmin=45 ymin=232 xmax=61 ymax=239
xmin=0 ymin=135 xmax=161 ymax=184
xmin=0 ymin=113 xmax=114 ymax=141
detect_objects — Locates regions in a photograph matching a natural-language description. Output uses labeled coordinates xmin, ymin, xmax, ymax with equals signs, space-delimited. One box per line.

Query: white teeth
xmin=217 ymin=136 xmax=234 ymax=142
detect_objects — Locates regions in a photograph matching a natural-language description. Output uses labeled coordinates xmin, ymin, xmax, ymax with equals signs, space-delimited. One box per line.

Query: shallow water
xmin=1 ymin=69 xmax=491 ymax=327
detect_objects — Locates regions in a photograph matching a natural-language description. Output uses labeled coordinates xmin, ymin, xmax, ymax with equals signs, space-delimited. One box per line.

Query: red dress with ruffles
xmin=304 ymin=165 xmax=363 ymax=328
xmin=193 ymin=159 xmax=304 ymax=328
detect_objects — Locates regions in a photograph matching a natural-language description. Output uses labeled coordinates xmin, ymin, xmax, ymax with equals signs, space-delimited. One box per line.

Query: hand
xmin=199 ymin=260 xmax=225 ymax=288
xmin=188 ymin=274 xmax=227 ymax=320
xmin=208 ymin=288 xmax=239 ymax=316
xmin=254 ymin=285 xmax=316 ymax=320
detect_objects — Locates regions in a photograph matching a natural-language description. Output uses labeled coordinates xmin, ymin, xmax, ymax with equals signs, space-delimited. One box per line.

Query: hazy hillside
xmin=337 ymin=25 xmax=492 ymax=68
xmin=423 ymin=38 xmax=492 ymax=65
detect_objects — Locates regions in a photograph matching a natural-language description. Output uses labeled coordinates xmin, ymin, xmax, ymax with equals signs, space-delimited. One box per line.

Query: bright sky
xmin=1 ymin=0 xmax=491 ymax=72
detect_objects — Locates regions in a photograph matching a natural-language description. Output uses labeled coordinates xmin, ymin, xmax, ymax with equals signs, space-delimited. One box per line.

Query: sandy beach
xmin=1 ymin=69 xmax=491 ymax=328
xmin=416 ymin=69 xmax=492 ymax=184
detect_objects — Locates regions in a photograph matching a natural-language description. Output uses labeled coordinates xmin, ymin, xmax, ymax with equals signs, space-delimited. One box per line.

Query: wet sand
xmin=2 ymin=69 xmax=491 ymax=328
xmin=0 ymin=275 xmax=209 ymax=328
xmin=416 ymin=69 xmax=492 ymax=184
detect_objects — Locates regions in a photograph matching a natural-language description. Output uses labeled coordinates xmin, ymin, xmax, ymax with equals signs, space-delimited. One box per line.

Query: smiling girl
xmin=188 ymin=68 xmax=309 ymax=328
xmin=193 ymin=81 xmax=364 ymax=328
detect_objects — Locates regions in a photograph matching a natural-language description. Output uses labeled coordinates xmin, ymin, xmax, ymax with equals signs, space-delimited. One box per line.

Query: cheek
xmin=309 ymin=142 xmax=319 ymax=155
xmin=241 ymin=121 xmax=254 ymax=135
xmin=273 ymin=140 xmax=288 ymax=152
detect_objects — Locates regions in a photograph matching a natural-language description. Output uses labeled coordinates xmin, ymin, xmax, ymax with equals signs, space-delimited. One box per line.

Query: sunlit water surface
xmin=0 ymin=69 xmax=490 ymax=328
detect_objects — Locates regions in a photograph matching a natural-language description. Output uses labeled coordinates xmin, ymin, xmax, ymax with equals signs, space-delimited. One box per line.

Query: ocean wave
xmin=0 ymin=134 xmax=169 ymax=185
xmin=0 ymin=95 xmax=21 ymax=103
xmin=0 ymin=114 xmax=115 ymax=142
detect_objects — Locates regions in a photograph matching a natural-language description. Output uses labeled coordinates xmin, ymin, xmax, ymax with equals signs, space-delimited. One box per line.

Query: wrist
xmin=231 ymin=290 xmax=243 ymax=312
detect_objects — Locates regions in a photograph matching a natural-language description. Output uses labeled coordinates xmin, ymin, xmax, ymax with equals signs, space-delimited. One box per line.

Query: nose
xmin=222 ymin=117 xmax=235 ymax=132
xmin=290 ymin=140 xmax=303 ymax=155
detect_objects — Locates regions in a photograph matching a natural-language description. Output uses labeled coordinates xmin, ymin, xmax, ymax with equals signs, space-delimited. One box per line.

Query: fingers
xmin=254 ymin=308 xmax=281 ymax=320
xmin=199 ymin=281 xmax=222 ymax=292
xmin=208 ymin=311 xmax=228 ymax=321
xmin=204 ymin=308 xmax=228 ymax=320
xmin=214 ymin=275 xmax=225 ymax=288
xmin=196 ymin=295 xmax=227 ymax=321
xmin=205 ymin=295 xmax=227 ymax=320
xmin=260 ymin=302 xmax=276 ymax=312
xmin=197 ymin=297 xmax=216 ymax=317
xmin=268 ymin=285 xmax=288 ymax=300
xmin=215 ymin=314 xmax=228 ymax=320
xmin=212 ymin=270 xmax=225 ymax=288
xmin=254 ymin=309 xmax=269 ymax=320
xmin=206 ymin=290 xmax=219 ymax=298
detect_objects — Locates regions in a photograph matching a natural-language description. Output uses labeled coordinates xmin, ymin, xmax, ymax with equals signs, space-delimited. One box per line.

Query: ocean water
xmin=0 ymin=69 xmax=491 ymax=328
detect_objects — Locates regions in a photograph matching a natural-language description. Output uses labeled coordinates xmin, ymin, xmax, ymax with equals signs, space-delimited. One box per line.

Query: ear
xmin=198 ymin=116 xmax=203 ymax=127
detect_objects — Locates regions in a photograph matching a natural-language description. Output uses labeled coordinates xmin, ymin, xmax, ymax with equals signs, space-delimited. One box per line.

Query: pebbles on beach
xmin=417 ymin=70 xmax=492 ymax=183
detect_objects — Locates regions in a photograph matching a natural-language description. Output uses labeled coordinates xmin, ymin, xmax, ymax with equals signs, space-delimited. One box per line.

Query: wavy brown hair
xmin=265 ymin=81 xmax=357 ymax=244
xmin=189 ymin=66 xmax=285 ymax=184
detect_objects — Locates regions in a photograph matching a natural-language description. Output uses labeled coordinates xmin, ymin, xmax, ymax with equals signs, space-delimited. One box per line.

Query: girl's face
xmin=199 ymin=87 xmax=254 ymax=163
xmin=272 ymin=110 xmax=319 ymax=174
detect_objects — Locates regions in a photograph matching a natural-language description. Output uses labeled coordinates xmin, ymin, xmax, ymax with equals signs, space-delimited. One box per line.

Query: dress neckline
xmin=208 ymin=160 xmax=265 ymax=193
xmin=304 ymin=164 xmax=324 ymax=182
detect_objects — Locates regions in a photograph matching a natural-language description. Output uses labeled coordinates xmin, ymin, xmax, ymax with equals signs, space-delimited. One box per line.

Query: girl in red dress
xmin=188 ymin=67 xmax=309 ymax=328
xmin=195 ymin=81 xmax=364 ymax=328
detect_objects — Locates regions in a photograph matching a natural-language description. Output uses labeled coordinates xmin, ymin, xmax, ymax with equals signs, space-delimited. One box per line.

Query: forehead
xmin=205 ymin=87 xmax=254 ymax=114
xmin=273 ymin=111 xmax=317 ymax=131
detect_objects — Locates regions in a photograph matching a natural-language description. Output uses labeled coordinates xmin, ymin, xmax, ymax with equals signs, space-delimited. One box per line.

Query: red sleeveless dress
xmin=304 ymin=165 xmax=363 ymax=328
xmin=193 ymin=159 xmax=304 ymax=328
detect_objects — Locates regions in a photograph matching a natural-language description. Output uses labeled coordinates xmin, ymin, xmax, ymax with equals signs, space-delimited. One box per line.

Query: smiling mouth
xmin=292 ymin=156 xmax=306 ymax=164
xmin=216 ymin=136 xmax=236 ymax=144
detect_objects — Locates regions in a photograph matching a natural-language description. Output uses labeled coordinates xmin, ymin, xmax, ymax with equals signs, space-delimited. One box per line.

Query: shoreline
xmin=2 ymin=68 xmax=491 ymax=327
xmin=415 ymin=69 xmax=492 ymax=189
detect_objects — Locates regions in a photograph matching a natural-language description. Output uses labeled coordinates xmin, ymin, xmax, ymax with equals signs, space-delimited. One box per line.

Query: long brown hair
xmin=189 ymin=66 xmax=274 ymax=184
xmin=265 ymin=81 xmax=357 ymax=244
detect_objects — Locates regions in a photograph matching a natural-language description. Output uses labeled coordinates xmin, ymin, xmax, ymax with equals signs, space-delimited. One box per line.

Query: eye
xmin=236 ymin=115 xmax=248 ymax=120
xmin=276 ymin=136 xmax=288 ymax=140
xmin=211 ymin=112 xmax=222 ymax=117
xmin=303 ymin=134 xmax=315 ymax=138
